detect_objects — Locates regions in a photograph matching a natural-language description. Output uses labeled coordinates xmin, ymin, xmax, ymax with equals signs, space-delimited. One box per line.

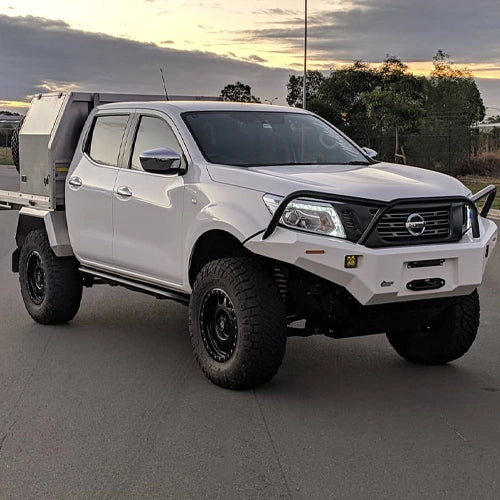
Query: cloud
xmin=235 ymin=0 xmax=500 ymax=65
xmin=254 ymin=8 xmax=299 ymax=16
xmin=245 ymin=54 xmax=267 ymax=63
xmin=1 ymin=7 xmax=499 ymax=111
xmin=0 ymin=15 xmax=290 ymax=104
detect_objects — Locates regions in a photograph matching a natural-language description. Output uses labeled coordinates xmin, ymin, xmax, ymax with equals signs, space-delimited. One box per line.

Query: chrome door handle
xmin=68 ymin=176 xmax=82 ymax=187
xmin=116 ymin=186 xmax=133 ymax=198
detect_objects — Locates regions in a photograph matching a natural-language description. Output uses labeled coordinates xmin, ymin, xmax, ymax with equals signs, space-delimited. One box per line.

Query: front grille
xmin=369 ymin=205 xmax=452 ymax=244
xmin=340 ymin=209 xmax=357 ymax=231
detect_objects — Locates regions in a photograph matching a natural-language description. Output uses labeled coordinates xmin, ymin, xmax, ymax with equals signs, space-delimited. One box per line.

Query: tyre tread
xmin=387 ymin=290 xmax=480 ymax=365
xmin=19 ymin=229 xmax=82 ymax=325
xmin=189 ymin=257 xmax=286 ymax=389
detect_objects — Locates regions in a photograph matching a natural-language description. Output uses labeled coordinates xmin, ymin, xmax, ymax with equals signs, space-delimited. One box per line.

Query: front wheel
xmin=189 ymin=257 xmax=287 ymax=389
xmin=386 ymin=290 xmax=480 ymax=365
xmin=19 ymin=229 xmax=82 ymax=324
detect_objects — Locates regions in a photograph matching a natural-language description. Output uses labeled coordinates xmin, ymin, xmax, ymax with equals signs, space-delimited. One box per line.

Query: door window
xmin=86 ymin=115 xmax=129 ymax=167
xmin=130 ymin=116 xmax=185 ymax=171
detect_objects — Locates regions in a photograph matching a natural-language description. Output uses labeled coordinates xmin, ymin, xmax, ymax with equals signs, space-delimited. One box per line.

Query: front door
xmin=112 ymin=113 xmax=187 ymax=288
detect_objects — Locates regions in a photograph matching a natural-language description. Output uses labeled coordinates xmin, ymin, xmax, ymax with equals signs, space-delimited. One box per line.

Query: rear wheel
xmin=189 ymin=257 xmax=287 ymax=389
xmin=19 ymin=230 xmax=82 ymax=324
xmin=386 ymin=290 xmax=480 ymax=365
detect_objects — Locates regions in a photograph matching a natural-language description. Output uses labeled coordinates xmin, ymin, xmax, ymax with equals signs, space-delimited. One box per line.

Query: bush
xmin=454 ymin=152 xmax=500 ymax=176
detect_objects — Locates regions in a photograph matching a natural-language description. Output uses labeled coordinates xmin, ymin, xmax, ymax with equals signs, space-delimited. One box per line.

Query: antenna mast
xmin=159 ymin=68 xmax=169 ymax=101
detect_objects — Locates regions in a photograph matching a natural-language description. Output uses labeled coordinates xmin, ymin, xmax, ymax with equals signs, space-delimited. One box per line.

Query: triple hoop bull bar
xmin=262 ymin=184 xmax=497 ymax=242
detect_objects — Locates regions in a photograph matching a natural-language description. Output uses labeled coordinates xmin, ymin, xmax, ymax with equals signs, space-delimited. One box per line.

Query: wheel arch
xmin=13 ymin=209 xmax=74 ymax=273
xmin=188 ymin=229 xmax=251 ymax=286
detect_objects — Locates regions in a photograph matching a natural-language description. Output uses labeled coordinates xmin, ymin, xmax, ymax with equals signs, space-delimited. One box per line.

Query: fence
xmin=342 ymin=113 xmax=483 ymax=176
xmin=0 ymin=126 xmax=14 ymax=149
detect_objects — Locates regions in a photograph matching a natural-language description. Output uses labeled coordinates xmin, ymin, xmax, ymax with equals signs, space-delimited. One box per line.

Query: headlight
xmin=463 ymin=204 xmax=473 ymax=234
xmin=263 ymin=194 xmax=346 ymax=238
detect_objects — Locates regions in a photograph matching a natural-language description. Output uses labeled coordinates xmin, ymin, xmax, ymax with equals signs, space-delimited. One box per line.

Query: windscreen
xmin=183 ymin=111 xmax=370 ymax=167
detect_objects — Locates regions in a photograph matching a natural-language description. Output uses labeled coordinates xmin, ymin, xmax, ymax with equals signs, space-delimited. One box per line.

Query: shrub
xmin=454 ymin=152 xmax=500 ymax=176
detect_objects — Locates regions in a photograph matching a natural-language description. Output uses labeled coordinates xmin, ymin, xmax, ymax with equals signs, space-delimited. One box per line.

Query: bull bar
xmin=262 ymin=185 xmax=497 ymax=242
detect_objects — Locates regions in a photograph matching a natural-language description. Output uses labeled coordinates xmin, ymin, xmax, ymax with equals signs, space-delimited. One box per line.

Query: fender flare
xmin=16 ymin=208 xmax=74 ymax=257
xmin=184 ymin=202 xmax=267 ymax=285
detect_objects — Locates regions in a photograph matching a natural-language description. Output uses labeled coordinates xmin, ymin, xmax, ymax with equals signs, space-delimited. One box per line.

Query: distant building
xmin=472 ymin=122 xmax=500 ymax=133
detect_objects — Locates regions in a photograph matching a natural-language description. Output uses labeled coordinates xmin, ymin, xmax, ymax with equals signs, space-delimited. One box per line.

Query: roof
xmin=472 ymin=122 xmax=500 ymax=132
xmin=97 ymin=100 xmax=304 ymax=114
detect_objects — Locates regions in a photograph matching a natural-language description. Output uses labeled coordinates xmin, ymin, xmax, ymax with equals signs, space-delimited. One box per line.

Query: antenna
xmin=159 ymin=68 xmax=169 ymax=101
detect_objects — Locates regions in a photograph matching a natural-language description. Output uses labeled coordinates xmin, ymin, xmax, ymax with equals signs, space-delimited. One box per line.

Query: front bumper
xmin=245 ymin=216 xmax=497 ymax=306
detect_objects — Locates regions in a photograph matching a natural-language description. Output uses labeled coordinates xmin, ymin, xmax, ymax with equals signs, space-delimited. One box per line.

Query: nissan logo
xmin=405 ymin=213 xmax=426 ymax=236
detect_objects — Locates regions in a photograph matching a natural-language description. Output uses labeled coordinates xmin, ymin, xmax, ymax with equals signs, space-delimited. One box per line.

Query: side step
xmin=79 ymin=267 xmax=190 ymax=305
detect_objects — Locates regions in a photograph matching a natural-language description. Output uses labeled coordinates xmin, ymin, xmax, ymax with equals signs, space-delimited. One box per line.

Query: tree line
xmin=220 ymin=51 xmax=485 ymax=170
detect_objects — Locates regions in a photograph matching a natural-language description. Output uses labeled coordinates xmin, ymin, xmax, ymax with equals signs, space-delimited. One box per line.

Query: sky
xmin=1 ymin=0 xmax=500 ymax=113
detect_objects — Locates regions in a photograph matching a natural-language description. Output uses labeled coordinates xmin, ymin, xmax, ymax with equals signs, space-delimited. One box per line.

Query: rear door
xmin=111 ymin=112 xmax=187 ymax=287
xmin=66 ymin=112 xmax=130 ymax=266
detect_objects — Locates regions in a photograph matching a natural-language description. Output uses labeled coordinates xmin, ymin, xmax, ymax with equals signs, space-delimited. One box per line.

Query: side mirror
xmin=362 ymin=147 xmax=378 ymax=159
xmin=139 ymin=148 xmax=182 ymax=174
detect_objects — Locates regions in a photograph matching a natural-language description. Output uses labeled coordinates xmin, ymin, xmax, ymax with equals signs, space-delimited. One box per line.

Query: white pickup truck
xmin=1 ymin=92 xmax=497 ymax=389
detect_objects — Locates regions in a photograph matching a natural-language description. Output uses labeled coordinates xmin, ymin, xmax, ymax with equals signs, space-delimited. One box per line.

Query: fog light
xmin=345 ymin=255 xmax=358 ymax=268
xmin=486 ymin=245 xmax=490 ymax=258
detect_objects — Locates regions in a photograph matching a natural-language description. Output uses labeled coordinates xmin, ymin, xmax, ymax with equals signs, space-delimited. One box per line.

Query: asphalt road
xmin=1 ymin=165 xmax=500 ymax=499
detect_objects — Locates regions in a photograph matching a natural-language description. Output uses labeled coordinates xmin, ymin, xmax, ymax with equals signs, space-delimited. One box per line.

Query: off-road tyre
xmin=11 ymin=116 xmax=24 ymax=173
xmin=19 ymin=229 xmax=82 ymax=325
xmin=189 ymin=257 xmax=287 ymax=390
xmin=386 ymin=290 xmax=480 ymax=365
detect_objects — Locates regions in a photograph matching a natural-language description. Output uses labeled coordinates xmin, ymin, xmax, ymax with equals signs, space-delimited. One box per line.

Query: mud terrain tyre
xmin=189 ymin=257 xmax=287 ymax=389
xmin=11 ymin=116 xmax=24 ymax=173
xmin=386 ymin=290 xmax=480 ymax=365
xmin=19 ymin=229 xmax=82 ymax=324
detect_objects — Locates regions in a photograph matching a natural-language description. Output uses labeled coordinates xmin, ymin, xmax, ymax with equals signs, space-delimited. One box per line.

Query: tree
xmin=486 ymin=115 xmax=500 ymax=124
xmin=362 ymin=55 xmax=426 ymax=162
xmin=314 ymin=61 xmax=381 ymax=143
xmin=421 ymin=50 xmax=485 ymax=171
xmin=286 ymin=70 xmax=326 ymax=108
xmin=285 ymin=52 xmax=488 ymax=169
xmin=220 ymin=81 xmax=261 ymax=103
xmin=427 ymin=50 xmax=485 ymax=127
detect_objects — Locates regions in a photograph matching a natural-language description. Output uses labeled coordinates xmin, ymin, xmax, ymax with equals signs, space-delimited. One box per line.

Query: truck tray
xmin=0 ymin=189 xmax=50 ymax=210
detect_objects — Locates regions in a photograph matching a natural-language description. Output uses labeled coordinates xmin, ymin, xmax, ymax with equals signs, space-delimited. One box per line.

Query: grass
xmin=0 ymin=147 xmax=13 ymax=166
xmin=456 ymin=175 xmax=500 ymax=210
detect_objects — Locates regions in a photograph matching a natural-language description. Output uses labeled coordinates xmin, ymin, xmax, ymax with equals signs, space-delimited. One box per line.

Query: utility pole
xmin=303 ymin=0 xmax=307 ymax=110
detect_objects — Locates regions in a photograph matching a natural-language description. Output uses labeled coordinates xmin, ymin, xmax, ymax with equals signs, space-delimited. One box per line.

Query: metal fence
xmin=343 ymin=114 xmax=480 ymax=175
xmin=0 ymin=126 xmax=14 ymax=149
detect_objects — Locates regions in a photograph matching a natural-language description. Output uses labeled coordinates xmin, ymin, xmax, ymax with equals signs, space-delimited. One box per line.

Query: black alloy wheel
xmin=25 ymin=251 xmax=46 ymax=305
xmin=200 ymin=288 xmax=238 ymax=362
